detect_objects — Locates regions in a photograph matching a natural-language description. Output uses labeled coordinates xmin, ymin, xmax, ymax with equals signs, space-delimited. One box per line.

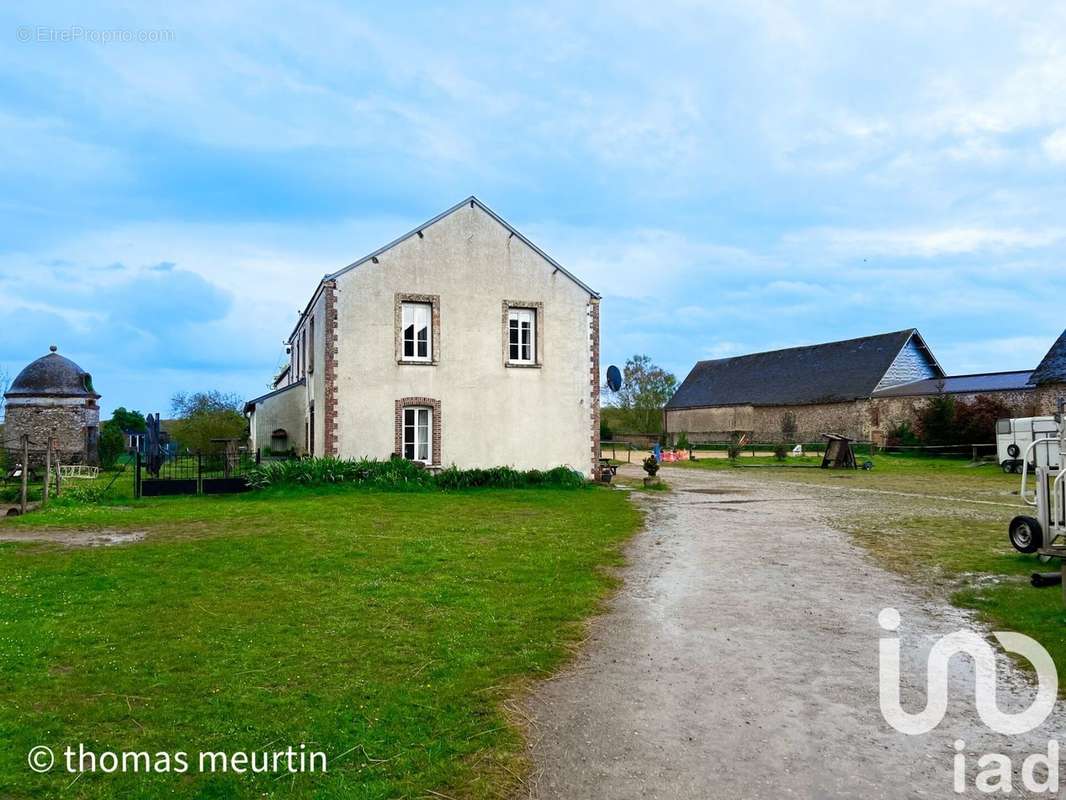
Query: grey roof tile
xmin=667 ymin=330 xmax=930 ymax=409
xmin=1031 ymin=330 xmax=1066 ymax=385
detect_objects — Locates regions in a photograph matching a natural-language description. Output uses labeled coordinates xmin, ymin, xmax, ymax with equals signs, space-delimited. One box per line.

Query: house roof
xmin=287 ymin=196 xmax=599 ymax=342
xmin=272 ymin=363 xmax=291 ymax=388
xmin=871 ymin=370 xmax=1034 ymax=398
xmin=1031 ymin=329 xmax=1066 ymax=385
xmin=243 ymin=378 xmax=305 ymax=414
xmin=667 ymin=329 xmax=934 ymax=409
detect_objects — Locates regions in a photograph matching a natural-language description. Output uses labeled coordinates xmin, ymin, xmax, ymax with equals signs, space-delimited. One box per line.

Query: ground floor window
xmin=395 ymin=397 xmax=441 ymax=465
xmin=403 ymin=407 xmax=432 ymax=462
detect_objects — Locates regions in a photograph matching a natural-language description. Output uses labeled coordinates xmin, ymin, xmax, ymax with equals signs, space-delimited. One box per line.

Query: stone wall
xmin=665 ymin=401 xmax=864 ymax=442
xmin=869 ymin=386 xmax=1064 ymax=442
xmin=665 ymin=383 xmax=1066 ymax=445
xmin=751 ymin=401 xmax=867 ymax=442
xmin=663 ymin=405 xmax=755 ymax=442
xmin=3 ymin=401 xmax=100 ymax=465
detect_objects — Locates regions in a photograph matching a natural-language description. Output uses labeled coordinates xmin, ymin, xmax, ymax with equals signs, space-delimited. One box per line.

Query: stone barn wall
xmin=663 ymin=405 xmax=754 ymax=443
xmin=666 ymin=384 xmax=1066 ymax=446
xmin=868 ymin=386 xmax=1065 ymax=443
xmin=665 ymin=401 xmax=866 ymax=443
xmin=750 ymin=402 xmax=868 ymax=442
xmin=3 ymin=401 xmax=100 ymax=465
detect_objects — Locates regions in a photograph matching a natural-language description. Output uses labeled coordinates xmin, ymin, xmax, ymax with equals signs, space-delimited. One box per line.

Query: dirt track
xmin=525 ymin=466 xmax=1062 ymax=799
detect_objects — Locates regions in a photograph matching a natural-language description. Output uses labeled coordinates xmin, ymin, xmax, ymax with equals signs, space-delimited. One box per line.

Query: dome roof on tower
xmin=5 ymin=346 xmax=100 ymax=399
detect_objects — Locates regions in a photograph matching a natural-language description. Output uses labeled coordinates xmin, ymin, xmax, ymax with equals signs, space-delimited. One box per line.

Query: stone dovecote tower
xmin=3 ymin=346 xmax=101 ymax=465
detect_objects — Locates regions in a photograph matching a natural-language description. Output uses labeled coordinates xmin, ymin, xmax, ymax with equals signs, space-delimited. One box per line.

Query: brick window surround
xmin=588 ymin=298 xmax=600 ymax=478
xmin=394 ymin=397 xmax=442 ymax=467
xmin=502 ymin=300 xmax=544 ymax=368
xmin=395 ymin=293 xmax=441 ymax=365
xmin=323 ymin=280 xmax=339 ymax=456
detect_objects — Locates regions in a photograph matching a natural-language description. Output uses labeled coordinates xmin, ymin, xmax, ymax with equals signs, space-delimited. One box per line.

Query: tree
xmin=0 ymin=366 xmax=8 ymax=423
xmin=954 ymin=395 xmax=1011 ymax=445
xmin=169 ymin=391 xmax=247 ymax=453
xmin=919 ymin=393 xmax=957 ymax=446
xmin=109 ymin=407 xmax=147 ymax=433
xmin=98 ymin=421 xmax=126 ymax=468
xmin=171 ymin=390 xmax=244 ymax=418
xmin=917 ymin=393 xmax=1010 ymax=447
xmin=606 ymin=355 xmax=677 ymax=434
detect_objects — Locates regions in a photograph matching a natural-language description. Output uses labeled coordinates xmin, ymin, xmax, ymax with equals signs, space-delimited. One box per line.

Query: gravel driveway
xmin=525 ymin=466 xmax=1062 ymax=799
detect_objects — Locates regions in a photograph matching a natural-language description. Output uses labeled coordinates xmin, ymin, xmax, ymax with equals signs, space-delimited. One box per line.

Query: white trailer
xmin=996 ymin=416 xmax=1059 ymax=473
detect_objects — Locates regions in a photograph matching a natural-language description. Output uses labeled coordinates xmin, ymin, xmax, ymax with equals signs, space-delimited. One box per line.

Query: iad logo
xmin=878 ymin=607 xmax=1058 ymax=736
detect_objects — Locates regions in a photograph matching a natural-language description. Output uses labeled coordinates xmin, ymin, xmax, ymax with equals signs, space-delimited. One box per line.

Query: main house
xmin=245 ymin=197 xmax=601 ymax=476
xmin=665 ymin=328 xmax=1066 ymax=444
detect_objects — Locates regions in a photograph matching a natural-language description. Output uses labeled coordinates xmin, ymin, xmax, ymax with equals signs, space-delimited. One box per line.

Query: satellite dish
xmin=606 ymin=365 xmax=622 ymax=392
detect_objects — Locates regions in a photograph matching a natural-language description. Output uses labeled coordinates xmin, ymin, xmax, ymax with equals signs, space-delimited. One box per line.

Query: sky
xmin=3 ymin=1 xmax=1066 ymax=417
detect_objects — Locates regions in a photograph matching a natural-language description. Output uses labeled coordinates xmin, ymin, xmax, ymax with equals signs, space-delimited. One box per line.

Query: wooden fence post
xmin=19 ymin=434 xmax=29 ymax=515
xmin=42 ymin=439 xmax=51 ymax=505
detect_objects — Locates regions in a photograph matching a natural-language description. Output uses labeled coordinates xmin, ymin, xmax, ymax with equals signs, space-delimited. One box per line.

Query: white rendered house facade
xmin=246 ymin=197 xmax=602 ymax=477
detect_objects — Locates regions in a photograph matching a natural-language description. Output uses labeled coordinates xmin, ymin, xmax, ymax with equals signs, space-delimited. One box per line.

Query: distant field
xmin=0 ymin=484 xmax=640 ymax=799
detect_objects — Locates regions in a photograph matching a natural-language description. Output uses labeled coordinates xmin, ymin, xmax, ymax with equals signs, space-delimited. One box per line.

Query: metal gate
xmin=135 ymin=449 xmax=258 ymax=498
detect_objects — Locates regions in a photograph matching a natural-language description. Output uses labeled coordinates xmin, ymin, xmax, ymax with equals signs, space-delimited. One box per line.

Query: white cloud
xmin=1042 ymin=128 xmax=1066 ymax=163
xmin=789 ymin=226 xmax=1064 ymax=258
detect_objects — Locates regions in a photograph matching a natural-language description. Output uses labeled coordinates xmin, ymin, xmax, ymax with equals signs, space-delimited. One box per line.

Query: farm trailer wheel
xmin=1009 ymin=515 xmax=1043 ymax=554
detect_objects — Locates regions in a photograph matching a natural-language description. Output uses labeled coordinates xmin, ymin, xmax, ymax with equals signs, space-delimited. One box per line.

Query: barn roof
xmin=667 ymin=329 xmax=939 ymax=409
xmin=871 ymin=370 xmax=1034 ymax=398
xmin=1031 ymin=329 xmax=1066 ymax=385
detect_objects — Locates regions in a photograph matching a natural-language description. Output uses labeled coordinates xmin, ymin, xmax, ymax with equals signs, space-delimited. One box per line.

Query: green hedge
xmin=245 ymin=457 xmax=587 ymax=491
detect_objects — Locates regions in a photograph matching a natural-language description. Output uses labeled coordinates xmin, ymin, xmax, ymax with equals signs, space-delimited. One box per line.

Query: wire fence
xmin=1 ymin=439 xmax=73 ymax=514
xmin=602 ymin=437 xmax=1002 ymax=461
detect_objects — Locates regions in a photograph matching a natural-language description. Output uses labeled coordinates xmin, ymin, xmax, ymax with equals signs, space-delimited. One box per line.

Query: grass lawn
xmin=672 ymin=452 xmax=1066 ymax=684
xmin=0 ymin=484 xmax=640 ymax=799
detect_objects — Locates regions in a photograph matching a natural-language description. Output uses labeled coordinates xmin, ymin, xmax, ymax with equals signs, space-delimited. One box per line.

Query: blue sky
xmin=3 ymin=2 xmax=1066 ymax=417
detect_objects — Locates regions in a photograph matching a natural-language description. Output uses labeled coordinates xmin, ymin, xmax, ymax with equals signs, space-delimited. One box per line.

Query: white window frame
xmin=508 ymin=307 xmax=536 ymax=364
xmin=402 ymin=302 xmax=432 ymax=362
xmin=402 ymin=406 xmax=432 ymax=463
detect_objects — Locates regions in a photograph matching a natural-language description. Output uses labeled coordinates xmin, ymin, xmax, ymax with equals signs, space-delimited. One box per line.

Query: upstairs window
xmin=508 ymin=307 xmax=536 ymax=364
xmin=301 ymin=329 xmax=307 ymax=378
xmin=402 ymin=302 xmax=432 ymax=361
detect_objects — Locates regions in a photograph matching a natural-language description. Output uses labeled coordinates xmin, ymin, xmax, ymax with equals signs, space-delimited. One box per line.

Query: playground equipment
xmin=1008 ymin=400 xmax=1066 ymax=603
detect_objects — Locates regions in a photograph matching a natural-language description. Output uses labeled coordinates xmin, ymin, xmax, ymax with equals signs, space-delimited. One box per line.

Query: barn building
xmin=3 ymin=346 xmax=101 ymax=464
xmin=665 ymin=329 xmax=1066 ymax=445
